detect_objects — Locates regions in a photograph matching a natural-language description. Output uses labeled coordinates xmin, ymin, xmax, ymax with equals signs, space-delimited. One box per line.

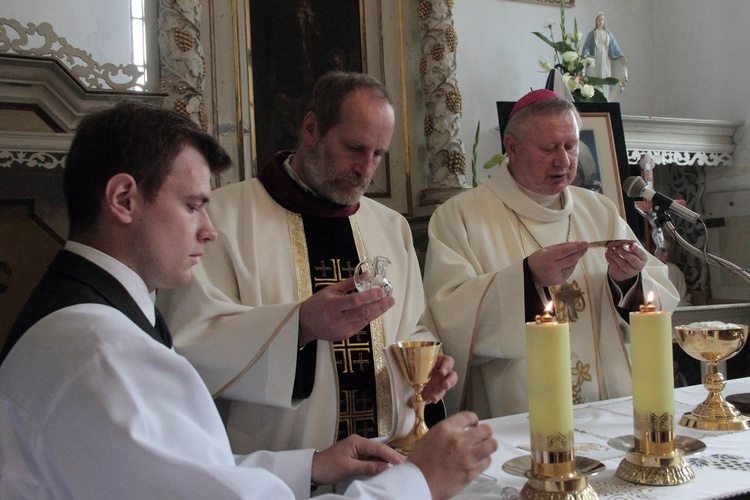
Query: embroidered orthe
xmin=550 ymin=280 xmax=586 ymax=322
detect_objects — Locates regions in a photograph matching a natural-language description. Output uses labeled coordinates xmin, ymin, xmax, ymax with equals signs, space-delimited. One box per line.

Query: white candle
xmin=526 ymin=303 xmax=574 ymax=452
xmin=630 ymin=291 xmax=675 ymax=453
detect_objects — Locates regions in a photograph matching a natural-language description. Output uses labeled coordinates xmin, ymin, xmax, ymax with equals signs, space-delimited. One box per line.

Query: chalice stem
xmin=412 ymin=390 xmax=428 ymax=439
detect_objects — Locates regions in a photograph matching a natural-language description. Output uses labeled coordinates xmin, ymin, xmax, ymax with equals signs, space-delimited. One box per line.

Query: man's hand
xmin=527 ymin=242 xmax=589 ymax=286
xmin=605 ymin=240 xmax=647 ymax=285
xmin=422 ymin=354 xmax=458 ymax=404
xmin=299 ymin=276 xmax=395 ymax=347
xmin=311 ymin=434 xmax=405 ymax=486
xmin=408 ymin=412 xmax=498 ymax=500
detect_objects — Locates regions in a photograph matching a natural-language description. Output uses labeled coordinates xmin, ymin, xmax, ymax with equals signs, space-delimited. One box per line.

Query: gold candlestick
xmin=503 ymin=303 xmax=601 ymax=499
xmin=612 ymin=294 xmax=696 ymax=485
xmin=674 ymin=322 xmax=749 ymax=431
xmin=387 ymin=341 xmax=441 ymax=454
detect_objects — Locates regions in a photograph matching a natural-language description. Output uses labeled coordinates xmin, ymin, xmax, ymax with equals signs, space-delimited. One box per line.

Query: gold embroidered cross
xmin=551 ymin=280 xmax=585 ymax=322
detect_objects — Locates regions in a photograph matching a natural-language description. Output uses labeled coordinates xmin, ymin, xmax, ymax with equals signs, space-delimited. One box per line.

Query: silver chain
xmin=513 ymin=211 xmax=572 ymax=249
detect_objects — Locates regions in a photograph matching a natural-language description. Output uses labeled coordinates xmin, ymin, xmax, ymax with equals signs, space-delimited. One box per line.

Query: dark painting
xmin=249 ymin=0 xmax=363 ymax=168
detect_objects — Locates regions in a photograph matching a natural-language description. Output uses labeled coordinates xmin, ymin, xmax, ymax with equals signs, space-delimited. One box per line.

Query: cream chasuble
xmin=158 ymin=178 xmax=435 ymax=454
xmin=423 ymin=164 xmax=679 ymax=419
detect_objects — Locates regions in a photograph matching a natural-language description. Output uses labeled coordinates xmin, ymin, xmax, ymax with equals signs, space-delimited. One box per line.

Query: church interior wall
xmin=2 ymin=0 xmax=750 ymax=310
xmin=452 ymin=0 xmax=750 ymax=302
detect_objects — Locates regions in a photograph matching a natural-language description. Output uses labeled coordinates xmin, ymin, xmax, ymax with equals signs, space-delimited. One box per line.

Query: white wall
xmin=452 ymin=0 xmax=750 ymax=300
xmin=4 ymin=0 xmax=133 ymax=67
xmin=452 ymin=0 xmax=749 ymax=186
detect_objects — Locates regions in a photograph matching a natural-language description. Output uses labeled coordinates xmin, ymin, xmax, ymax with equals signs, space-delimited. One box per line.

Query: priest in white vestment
xmin=0 ymin=101 xmax=491 ymax=500
xmin=423 ymin=90 xmax=679 ymax=419
xmin=158 ymin=71 xmax=456 ymax=455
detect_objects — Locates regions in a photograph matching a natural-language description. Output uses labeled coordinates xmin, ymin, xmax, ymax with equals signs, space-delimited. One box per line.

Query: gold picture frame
xmin=246 ymin=0 xmax=393 ymax=200
xmin=510 ymin=0 xmax=574 ymax=6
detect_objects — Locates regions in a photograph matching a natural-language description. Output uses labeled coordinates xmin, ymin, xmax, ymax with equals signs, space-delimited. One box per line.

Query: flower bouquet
xmin=533 ymin=0 xmax=619 ymax=102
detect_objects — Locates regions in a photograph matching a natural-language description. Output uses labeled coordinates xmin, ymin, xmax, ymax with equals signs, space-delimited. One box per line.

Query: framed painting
xmin=247 ymin=0 xmax=397 ymax=201
xmin=248 ymin=0 xmax=364 ymax=168
xmin=496 ymin=100 xmax=640 ymax=236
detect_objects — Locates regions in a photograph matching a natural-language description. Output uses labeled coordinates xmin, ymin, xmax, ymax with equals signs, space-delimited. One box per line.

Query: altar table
xmin=456 ymin=377 xmax=750 ymax=499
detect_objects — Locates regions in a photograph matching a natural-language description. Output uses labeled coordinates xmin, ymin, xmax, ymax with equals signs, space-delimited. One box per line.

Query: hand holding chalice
xmin=387 ymin=340 xmax=442 ymax=454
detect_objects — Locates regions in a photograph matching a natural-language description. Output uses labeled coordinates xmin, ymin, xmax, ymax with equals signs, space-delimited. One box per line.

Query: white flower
xmin=538 ymin=59 xmax=552 ymax=72
xmin=583 ymin=56 xmax=595 ymax=67
xmin=561 ymin=51 xmax=578 ymax=64
xmin=580 ymin=84 xmax=595 ymax=99
xmin=543 ymin=19 xmax=554 ymax=30
xmin=566 ymin=31 xmax=583 ymax=43
xmin=562 ymin=72 xmax=581 ymax=91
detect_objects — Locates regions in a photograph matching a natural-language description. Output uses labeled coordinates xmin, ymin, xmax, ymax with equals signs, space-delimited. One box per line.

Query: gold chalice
xmin=387 ymin=340 xmax=441 ymax=454
xmin=674 ymin=322 xmax=750 ymax=431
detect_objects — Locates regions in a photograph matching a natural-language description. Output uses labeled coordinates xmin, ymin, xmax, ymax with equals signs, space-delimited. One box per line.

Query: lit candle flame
xmin=639 ymin=291 xmax=657 ymax=312
xmin=535 ymin=301 xmax=556 ymax=323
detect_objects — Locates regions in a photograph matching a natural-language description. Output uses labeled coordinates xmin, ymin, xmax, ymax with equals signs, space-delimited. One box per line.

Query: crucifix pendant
xmin=551 ymin=280 xmax=585 ymax=322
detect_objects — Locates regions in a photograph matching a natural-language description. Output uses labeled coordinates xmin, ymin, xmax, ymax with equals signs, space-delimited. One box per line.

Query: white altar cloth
xmin=457 ymin=377 xmax=750 ymax=499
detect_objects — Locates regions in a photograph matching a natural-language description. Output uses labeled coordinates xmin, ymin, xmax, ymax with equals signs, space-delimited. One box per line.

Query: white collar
xmin=281 ymin=154 xmax=318 ymax=197
xmin=64 ymin=241 xmax=155 ymax=325
xmin=487 ymin=163 xmax=573 ymax=223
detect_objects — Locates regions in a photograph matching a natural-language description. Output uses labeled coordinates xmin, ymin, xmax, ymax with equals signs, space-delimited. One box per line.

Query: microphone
xmin=622 ymin=176 xmax=702 ymax=223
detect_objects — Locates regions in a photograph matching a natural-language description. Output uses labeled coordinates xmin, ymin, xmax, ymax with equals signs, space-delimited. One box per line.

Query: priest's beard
xmin=305 ymin=143 xmax=371 ymax=206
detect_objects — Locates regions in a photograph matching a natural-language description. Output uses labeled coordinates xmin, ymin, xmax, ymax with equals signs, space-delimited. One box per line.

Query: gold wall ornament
xmin=158 ymin=0 xmax=207 ymax=130
xmin=418 ymin=0 xmax=471 ymax=206
xmin=0 ymin=18 xmax=144 ymax=92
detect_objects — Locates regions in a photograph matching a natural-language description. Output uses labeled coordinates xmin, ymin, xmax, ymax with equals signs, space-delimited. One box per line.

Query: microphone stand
xmin=648 ymin=207 xmax=750 ymax=286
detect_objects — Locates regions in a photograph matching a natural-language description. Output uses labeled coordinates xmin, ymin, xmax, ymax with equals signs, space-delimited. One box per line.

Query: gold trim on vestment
xmin=577 ymin=258 xmax=602 ymax=401
xmin=287 ymin=213 xmax=313 ymax=301
xmin=350 ymin=215 xmax=392 ymax=438
xmin=288 ymin=212 xmax=341 ymax=441
xmin=462 ymin=273 xmax=501 ymax=411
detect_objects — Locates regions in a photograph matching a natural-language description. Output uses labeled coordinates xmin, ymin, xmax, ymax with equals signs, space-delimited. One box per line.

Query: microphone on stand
xmin=623 ymin=178 xmax=750 ymax=285
xmin=622 ymin=176 xmax=702 ymax=223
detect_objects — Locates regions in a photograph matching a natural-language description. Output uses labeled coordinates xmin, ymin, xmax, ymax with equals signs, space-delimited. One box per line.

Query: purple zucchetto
xmin=508 ymin=89 xmax=562 ymax=121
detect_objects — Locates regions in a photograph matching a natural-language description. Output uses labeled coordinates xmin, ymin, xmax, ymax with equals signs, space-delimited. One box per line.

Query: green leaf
xmin=532 ymin=32 xmax=556 ymax=50
xmin=573 ymin=89 xmax=608 ymax=102
xmin=585 ymin=76 xmax=620 ymax=86
xmin=471 ymin=121 xmax=481 ymax=187
xmin=483 ymin=153 xmax=507 ymax=169
xmin=533 ymin=33 xmax=573 ymax=54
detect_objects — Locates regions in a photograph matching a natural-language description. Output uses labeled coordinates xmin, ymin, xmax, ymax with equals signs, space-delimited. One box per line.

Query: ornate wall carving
xmin=0 ymin=17 xmax=144 ymax=91
xmin=0 ymin=151 xmax=65 ymax=171
xmin=627 ymin=150 xmax=733 ymax=168
xmin=417 ymin=0 xmax=470 ymax=206
xmin=158 ymin=0 xmax=208 ymax=129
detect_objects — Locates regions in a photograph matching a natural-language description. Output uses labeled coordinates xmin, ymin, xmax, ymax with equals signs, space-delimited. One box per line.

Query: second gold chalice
xmin=674 ymin=322 xmax=750 ymax=431
xmin=387 ymin=340 xmax=441 ymax=454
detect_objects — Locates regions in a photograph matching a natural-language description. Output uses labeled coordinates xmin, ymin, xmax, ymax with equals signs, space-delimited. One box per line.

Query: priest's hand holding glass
xmin=527 ymin=241 xmax=589 ymax=286
xmin=605 ymin=239 xmax=649 ymax=287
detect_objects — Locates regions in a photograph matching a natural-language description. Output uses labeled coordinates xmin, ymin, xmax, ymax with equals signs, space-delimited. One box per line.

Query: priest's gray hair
xmin=504 ymin=98 xmax=581 ymax=143
xmin=305 ymin=71 xmax=393 ymax=137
